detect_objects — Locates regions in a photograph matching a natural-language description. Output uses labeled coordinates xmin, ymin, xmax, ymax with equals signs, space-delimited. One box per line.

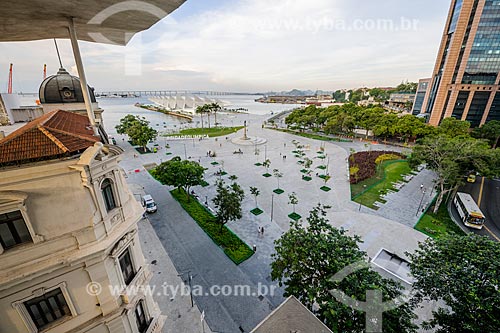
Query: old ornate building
xmin=0 ymin=109 xmax=162 ymax=332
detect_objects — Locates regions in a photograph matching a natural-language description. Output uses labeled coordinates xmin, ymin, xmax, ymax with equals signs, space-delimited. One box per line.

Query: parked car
xmin=141 ymin=194 xmax=157 ymax=213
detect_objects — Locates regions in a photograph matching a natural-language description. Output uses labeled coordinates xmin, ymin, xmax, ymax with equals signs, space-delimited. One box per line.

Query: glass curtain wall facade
xmin=427 ymin=0 xmax=500 ymax=127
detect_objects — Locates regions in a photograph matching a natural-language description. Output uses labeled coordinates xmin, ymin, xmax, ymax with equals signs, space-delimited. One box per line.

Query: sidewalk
xmin=369 ymin=168 xmax=438 ymax=228
xmin=131 ymin=184 xmax=212 ymax=333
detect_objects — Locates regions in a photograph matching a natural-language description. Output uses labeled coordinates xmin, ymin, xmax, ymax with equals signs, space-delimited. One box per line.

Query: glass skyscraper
xmin=426 ymin=0 xmax=500 ymax=127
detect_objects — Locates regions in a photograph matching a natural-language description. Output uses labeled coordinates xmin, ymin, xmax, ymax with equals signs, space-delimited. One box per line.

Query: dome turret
xmin=39 ymin=68 xmax=96 ymax=104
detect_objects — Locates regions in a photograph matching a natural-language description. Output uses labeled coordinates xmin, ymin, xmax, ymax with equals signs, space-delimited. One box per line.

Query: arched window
xmin=101 ymin=179 xmax=117 ymax=212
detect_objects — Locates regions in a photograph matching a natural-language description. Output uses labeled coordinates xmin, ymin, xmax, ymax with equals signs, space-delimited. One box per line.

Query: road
xmin=460 ymin=177 xmax=500 ymax=241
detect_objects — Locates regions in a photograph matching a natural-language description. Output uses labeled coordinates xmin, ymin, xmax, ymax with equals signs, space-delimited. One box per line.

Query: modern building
xmin=426 ymin=0 xmax=500 ymax=127
xmin=384 ymin=92 xmax=416 ymax=113
xmin=412 ymin=78 xmax=432 ymax=116
xmin=0 ymin=94 xmax=43 ymax=125
xmin=0 ymin=109 xmax=163 ymax=333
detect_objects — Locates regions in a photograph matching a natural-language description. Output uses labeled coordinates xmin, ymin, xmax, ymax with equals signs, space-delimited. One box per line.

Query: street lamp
xmin=416 ymin=189 xmax=426 ymax=216
xmin=271 ymin=194 xmax=274 ymax=222
xmin=359 ymin=185 xmax=367 ymax=211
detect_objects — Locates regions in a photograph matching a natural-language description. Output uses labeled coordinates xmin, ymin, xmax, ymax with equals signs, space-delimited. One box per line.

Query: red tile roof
xmin=0 ymin=110 xmax=100 ymax=166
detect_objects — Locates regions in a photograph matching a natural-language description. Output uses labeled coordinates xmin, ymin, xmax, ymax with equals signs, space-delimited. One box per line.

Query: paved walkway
xmin=123 ymin=160 xmax=275 ymax=333
xmin=368 ymin=168 xmax=438 ymax=228
xmin=108 ymin=110 xmax=438 ymax=331
xmin=131 ymin=184 xmax=212 ymax=333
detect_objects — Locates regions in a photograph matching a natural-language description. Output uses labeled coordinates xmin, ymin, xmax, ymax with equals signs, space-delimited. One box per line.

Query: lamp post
xmin=416 ymin=189 xmax=426 ymax=216
xmin=271 ymin=194 xmax=274 ymax=222
xmin=178 ymin=271 xmax=194 ymax=308
xmin=359 ymin=185 xmax=367 ymax=211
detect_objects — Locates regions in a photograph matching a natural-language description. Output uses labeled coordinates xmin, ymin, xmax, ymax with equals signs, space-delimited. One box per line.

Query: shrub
xmin=349 ymin=151 xmax=404 ymax=184
xmin=375 ymin=153 xmax=402 ymax=164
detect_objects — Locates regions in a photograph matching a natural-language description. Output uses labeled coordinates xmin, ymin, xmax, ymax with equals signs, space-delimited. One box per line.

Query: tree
xmin=394 ymin=81 xmax=418 ymax=93
xmin=195 ymin=105 xmax=205 ymax=129
xmin=116 ymin=115 xmax=157 ymax=152
xmin=373 ymin=113 xmax=398 ymax=142
xmin=154 ymin=157 xmax=205 ymax=200
xmin=357 ymin=107 xmax=385 ymax=139
xmin=369 ymin=88 xmax=390 ymax=102
xmin=116 ymin=114 xmax=140 ymax=134
xmin=271 ymin=205 xmax=417 ymax=333
xmin=212 ymin=181 xmax=245 ymax=232
xmin=250 ymin=186 xmax=260 ymax=208
xmin=438 ymin=117 xmax=471 ymax=138
xmin=303 ymin=158 xmax=313 ymax=171
xmin=263 ymin=159 xmax=271 ymax=172
xmin=410 ymin=135 xmax=492 ymax=212
xmin=472 ymin=120 xmax=500 ymax=148
xmin=393 ymin=114 xmax=427 ymax=143
xmin=408 ymin=234 xmax=500 ymax=333
xmin=273 ymin=169 xmax=283 ymax=190
xmin=288 ymin=192 xmax=298 ymax=213
xmin=127 ymin=122 xmax=158 ymax=152
xmin=209 ymin=102 xmax=222 ymax=127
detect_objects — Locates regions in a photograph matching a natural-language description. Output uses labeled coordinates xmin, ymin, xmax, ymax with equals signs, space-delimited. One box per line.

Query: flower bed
xmin=349 ymin=151 xmax=404 ymax=184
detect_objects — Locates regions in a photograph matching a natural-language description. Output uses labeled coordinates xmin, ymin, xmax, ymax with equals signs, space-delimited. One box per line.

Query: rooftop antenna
xmin=53 ymin=39 xmax=64 ymax=69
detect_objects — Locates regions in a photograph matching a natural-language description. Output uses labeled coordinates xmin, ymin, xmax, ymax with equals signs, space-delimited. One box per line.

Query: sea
xmin=17 ymin=94 xmax=299 ymax=134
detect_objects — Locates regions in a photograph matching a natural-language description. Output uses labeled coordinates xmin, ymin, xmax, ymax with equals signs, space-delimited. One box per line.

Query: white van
xmin=142 ymin=194 xmax=157 ymax=213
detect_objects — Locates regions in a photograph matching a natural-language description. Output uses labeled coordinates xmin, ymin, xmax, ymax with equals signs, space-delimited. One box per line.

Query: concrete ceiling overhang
xmin=0 ymin=0 xmax=186 ymax=45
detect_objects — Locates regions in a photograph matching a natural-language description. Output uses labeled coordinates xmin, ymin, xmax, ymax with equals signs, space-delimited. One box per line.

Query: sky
xmin=0 ymin=0 xmax=451 ymax=93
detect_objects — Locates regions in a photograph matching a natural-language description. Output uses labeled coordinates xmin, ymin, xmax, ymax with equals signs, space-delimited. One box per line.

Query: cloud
xmin=0 ymin=0 xmax=450 ymax=92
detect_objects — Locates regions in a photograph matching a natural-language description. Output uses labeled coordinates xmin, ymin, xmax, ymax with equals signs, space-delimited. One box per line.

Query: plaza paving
xmin=111 ymin=111 xmax=436 ymax=332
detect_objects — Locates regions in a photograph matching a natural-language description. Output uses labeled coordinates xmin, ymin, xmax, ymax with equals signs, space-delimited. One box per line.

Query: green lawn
xmin=415 ymin=204 xmax=466 ymax=238
xmin=166 ymin=126 xmax=244 ymax=138
xmin=170 ymin=189 xmax=254 ymax=265
xmin=352 ymin=161 xmax=412 ymax=210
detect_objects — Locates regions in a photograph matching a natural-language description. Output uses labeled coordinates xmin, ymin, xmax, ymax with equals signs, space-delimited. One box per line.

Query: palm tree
xmin=210 ymin=102 xmax=222 ymax=127
xmin=196 ymin=105 xmax=205 ymax=129
xmin=206 ymin=105 xmax=211 ymax=129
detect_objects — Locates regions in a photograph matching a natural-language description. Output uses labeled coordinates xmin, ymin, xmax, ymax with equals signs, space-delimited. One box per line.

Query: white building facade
xmin=0 ymin=123 xmax=163 ymax=332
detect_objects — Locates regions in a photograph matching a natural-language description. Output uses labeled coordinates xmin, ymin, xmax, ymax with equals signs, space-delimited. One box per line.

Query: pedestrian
xmin=261 ymin=226 xmax=265 ymax=235
xmin=284 ymin=143 xmax=286 ymax=148
xmin=253 ymin=244 xmax=257 ymax=252
xmin=420 ymin=184 xmax=424 ymax=191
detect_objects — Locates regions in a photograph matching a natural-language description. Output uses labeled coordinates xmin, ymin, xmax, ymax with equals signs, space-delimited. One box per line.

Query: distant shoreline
xmin=135 ymin=104 xmax=193 ymax=122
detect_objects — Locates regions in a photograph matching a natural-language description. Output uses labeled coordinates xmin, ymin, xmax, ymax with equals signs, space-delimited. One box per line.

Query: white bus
xmin=454 ymin=192 xmax=486 ymax=230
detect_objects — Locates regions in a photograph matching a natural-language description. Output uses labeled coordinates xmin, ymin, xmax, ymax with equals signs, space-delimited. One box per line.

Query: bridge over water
xmin=95 ymin=90 xmax=256 ymax=97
